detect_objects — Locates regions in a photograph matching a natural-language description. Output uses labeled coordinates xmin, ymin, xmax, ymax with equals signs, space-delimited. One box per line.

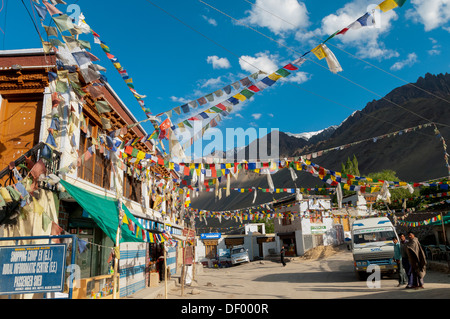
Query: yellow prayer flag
xmin=268 ymin=73 xmax=283 ymax=81
xmin=233 ymin=93 xmax=247 ymax=101
xmin=122 ymin=214 xmax=129 ymax=225
xmin=33 ymin=197 xmax=44 ymax=215
xmin=377 ymin=0 xmax=398 ymax=12
xmin=137 ymin=151 xmax=145 ymax=160
xmin=312 ymin=44 xmax=327 ymax=60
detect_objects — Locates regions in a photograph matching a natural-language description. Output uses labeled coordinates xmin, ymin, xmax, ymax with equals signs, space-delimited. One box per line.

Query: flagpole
xmin=164 ymin=243 xmax=168 ymax=299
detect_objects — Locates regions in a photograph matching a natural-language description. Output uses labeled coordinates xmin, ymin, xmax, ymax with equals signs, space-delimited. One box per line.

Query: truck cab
xmin=230 ymin=245 xmax=250 ymax=265
xmin=350 ymin=217 xmax=398 ymax=280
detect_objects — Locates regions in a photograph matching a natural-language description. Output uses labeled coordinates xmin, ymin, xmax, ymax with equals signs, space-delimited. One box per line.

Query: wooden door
xmin=0 ymin=97 xmax=42 ymax=169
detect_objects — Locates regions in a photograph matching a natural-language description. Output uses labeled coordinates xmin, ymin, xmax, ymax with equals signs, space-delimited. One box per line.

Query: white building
xmin=273 ymin=195 xmax=344 ymax=256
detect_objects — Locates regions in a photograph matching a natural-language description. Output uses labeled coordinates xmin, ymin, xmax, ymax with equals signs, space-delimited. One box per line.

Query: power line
xmin=197 ymin=0 xmax=450 ymax=130
xmin=20 ymin=0 xmax=43 ymax=42
xmin=241 ymin=0 xmax=450 ymax=108
xmin=143 ymin=0 xmax=436 ymax=141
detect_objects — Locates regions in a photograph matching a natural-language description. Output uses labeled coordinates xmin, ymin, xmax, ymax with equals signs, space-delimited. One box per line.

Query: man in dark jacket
xmin=406 ymin=231 xmax=427 ymax=289
xmin=281 ymin=246 xmax=286 ymax=267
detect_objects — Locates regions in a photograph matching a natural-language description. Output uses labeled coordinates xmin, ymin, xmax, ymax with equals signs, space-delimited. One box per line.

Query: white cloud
xmin=239 ymin=0 xmax=310 ymax=35
xmin=296 ymin=0 xmax=399 ymax=60
xmin=206 ymin=56 xmax=231 ymax=69
xmin=390 ymin=53 xmax=418 ymax=71
xmin=170 ymin=96 xmax=189 ymax=103
xmin=285 ymin=71 xmax=311 ymax=84
xmin=405 ymin=0 xmax=450 ymax=31
xmin=202 ymin=15 xmax=218 ymax=26
xmin=252 ymin=113 xmax=262 ymax=120
xmin=268 ymin=113 xmax=274 ymax=117
xmin=239 ymin=51 xmax=279 ymax=73
xmin=200 ymin=76 xmax=223 ymax=88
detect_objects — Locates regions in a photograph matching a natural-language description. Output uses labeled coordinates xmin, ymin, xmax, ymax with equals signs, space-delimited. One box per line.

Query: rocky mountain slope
xmin=190 ymin=73 xmax=450 ymax=230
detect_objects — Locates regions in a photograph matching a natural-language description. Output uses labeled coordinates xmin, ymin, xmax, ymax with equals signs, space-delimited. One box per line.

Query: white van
xmin=350 ymin=217 xmax=399 ymax=280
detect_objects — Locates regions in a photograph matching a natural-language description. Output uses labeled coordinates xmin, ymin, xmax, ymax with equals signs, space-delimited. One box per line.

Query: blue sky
xmin=1 ymin=0 xmax=450 ymax=156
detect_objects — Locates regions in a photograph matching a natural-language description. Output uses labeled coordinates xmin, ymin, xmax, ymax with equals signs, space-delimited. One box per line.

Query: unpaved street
xmin=167 ymin=247 xmax=450 ymax=299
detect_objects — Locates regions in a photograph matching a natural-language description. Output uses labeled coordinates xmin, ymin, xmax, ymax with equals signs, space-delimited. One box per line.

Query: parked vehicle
xmin=230 ymin=245 xmax=250 ymax=265
xmin=350 ymin=217 xmax=398 ymax=280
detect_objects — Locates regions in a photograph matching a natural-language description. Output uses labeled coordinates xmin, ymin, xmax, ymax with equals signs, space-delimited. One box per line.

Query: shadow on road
xmin=252 ymin=271 xmax=355 ymax=283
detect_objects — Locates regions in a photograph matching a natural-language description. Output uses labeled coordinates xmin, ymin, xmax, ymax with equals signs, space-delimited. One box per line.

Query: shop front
xmin=60 ymin=180 xmax=150 ymax=299
xmin=278 ymin=232 xmax=297 ymax=256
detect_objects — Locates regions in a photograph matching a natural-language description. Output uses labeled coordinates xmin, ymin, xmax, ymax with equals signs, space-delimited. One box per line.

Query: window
xmin=353 ymin=230 xmax=396 ymax=245
xmin=282 ymin=211 xmax=292 ymax=225
xmin=77 ymin=116 xmax=111 ymax=190
xmin=123 ymin=173 xmax=142 ymax=203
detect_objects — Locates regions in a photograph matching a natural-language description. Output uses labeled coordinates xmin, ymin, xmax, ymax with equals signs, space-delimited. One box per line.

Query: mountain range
xmin=189 ymin=72 xmax=450 ymax=231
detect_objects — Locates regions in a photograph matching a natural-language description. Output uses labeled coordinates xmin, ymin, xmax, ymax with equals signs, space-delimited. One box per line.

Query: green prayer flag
xmin=240 ymin=89 xmax=255 ymax=99
xmin=95 ymin=100 xmax=112 ymax=113
xmin=77 ymin=39 xmax=91 ymax=50
xmin=56 ymin=80 xmax=68 ymax=93
xmin=52 ymin=14 xmax=74 ymax=32
xmin=276 ymin=68 xmax=291 ymax=77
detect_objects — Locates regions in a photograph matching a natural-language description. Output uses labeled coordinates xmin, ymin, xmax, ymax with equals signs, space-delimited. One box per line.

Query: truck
xmin=350 ymin=217 xmax=399 ymax=280
xmin=230 ymin=245 xmax=250 ymax=265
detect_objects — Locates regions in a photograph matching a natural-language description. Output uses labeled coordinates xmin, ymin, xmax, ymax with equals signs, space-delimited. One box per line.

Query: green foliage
xmin=250 ymin=217 xmax=274 ymax=233
xmin=365 ymin=169 xmax=420 ymax=208
xmin=341 ymin=155 xmax=360 ymax=177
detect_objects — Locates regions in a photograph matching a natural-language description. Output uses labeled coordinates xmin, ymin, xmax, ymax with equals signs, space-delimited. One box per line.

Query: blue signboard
xmin=0 ymin=244 xmax=67 ymax=295
xmin=200 ymin=233 xmax=221 ymax=239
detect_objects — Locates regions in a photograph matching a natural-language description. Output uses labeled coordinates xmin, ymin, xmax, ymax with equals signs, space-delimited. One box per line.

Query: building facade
xmin=0 ymin=48 xmax=190 ymax=299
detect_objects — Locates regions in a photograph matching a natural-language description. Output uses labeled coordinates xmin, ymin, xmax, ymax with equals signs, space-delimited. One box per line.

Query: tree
xmin=341 ymin=155 xmax=360 ymax=177
xmin=250 ymin=216 xmax=274 ymax=233
xmin=365 ymin=169 xmax=420 ymax=208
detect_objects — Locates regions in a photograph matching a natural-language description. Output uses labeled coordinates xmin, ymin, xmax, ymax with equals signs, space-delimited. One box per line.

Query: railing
xmin=0 ymin=142 xmax=61 ymax=190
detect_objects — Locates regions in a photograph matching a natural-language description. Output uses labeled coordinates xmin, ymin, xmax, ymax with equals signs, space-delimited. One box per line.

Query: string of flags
xmin=397 ymin=212 xmax=447 ymax=228
xmin=158 ymin=71 xmax=264 ymax=121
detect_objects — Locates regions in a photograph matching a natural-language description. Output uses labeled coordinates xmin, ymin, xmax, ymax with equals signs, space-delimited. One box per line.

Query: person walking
xmin=406 ymin=231 xmax=427 ymax=289
xmin=399 ymin=233 xmax=414 ymax=289
xmin=280 ymin=245 xmax=286 ymax=267
xmin=393 ymin=236 xmax=407 ymax=287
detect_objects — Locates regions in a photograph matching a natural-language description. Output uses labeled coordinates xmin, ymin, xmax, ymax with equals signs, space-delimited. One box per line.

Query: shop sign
xmin=0 ymin=244 xmax=67 ymax=295
xmin=311 ymin=225 xmax=327 ymax=234
xmin=200 ymin=233 xmax=221 ymax=239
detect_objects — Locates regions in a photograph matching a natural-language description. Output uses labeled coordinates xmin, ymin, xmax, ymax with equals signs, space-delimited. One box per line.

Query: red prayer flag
xmin=283 ymin=63 xmax=298 ymax=71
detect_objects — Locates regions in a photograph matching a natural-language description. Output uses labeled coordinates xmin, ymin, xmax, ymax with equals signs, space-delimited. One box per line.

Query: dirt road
xmin=166 ymin=246 xmax=450 ymax=299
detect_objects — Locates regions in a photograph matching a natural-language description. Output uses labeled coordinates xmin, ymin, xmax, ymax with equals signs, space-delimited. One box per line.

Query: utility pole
xmin=440 ymin=213 xmax=450 ymax=270
xmin=164 ymin=243 xmax=167 ymax=299
xmin=181 ymin=240 xmax=186 ymax=296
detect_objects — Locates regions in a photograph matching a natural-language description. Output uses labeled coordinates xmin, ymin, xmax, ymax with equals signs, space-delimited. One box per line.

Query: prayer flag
xmin=275 ymin=68 xmax=291 ymax=77
xmin=322 ymin=44 xmax=343 ymax=74
xmin=52 ymin=14 xmax=74 ymax=32
xmin=43 ymin=1 xmax=63 ymax=16
xmin=283 ymin=63 xmax=298 ymax=71
xmin=33 ymin=3 xmax=48 ymax=20
xmin=95 ymin=100 xmax=112 ymax=113
xmin=377 ymin=0 xmax=406 ymax=12
xmin=312 ymin=44 xmax=327 ymax=60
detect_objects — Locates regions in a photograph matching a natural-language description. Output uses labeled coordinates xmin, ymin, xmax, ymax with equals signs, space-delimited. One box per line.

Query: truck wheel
xmin=356 ymin=271 xmax=367 ymax=281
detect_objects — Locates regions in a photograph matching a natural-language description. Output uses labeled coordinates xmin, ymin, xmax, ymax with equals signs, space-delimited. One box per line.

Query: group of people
xmin=393 ymin=231 xmax=427 ymax=289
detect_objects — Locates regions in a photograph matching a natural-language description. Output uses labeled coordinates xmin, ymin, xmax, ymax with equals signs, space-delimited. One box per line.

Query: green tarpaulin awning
xmin=60 ymin=179 xmax=145 ymax=243
xmin=428 ymin=214 xmax=450 ymax=226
